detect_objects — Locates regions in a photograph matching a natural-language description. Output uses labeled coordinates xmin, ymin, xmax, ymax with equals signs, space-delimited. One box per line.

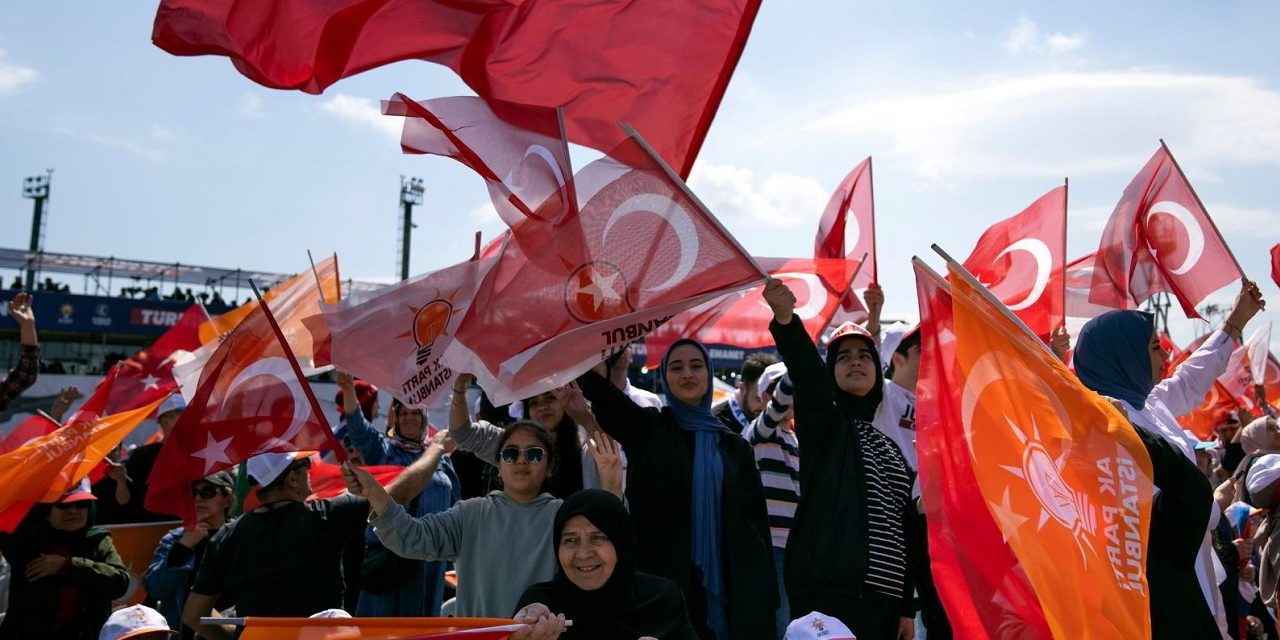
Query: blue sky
xmin=1 ymin=2 xmax=1278 ymax=345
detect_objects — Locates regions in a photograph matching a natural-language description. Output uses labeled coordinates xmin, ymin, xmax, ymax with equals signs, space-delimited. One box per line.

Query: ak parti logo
xmin=412 ymin=299 xmax=453 ymax=366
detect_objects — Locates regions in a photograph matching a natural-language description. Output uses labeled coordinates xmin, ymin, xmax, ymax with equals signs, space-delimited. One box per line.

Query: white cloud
xmin=318 ymin=93 xmax=400 ymax=140
xmin=0 ymin=49 xmax=37 ymax=96
xmin=1203 ymin=203 xmax=1280 ymax=240
xmin=53 ymin=127 xmax=166 ymax=164
xmin=688 ymin=162 xmax=829 ymax=228
xmin=805 ymin=71 xmax=1280 ymax=181
xmin=237 ymin=93 xmax=265 ymax=118
xmin=1004 ymin=17 xmax=1087 ymax=55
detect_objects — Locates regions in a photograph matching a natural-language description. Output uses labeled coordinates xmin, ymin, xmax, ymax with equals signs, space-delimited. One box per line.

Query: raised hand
xmin=179 ymin=522 xmax=212 ymax=549
xmin=1224 ymin=279 xmax=1266 ymax=340
xmin=10 ymin=292 xmax=36 ymax=345
xmin=587 ymin=433 xmax=624 ymax=498
xmin=1049 ymin=325 xmax=1071 ymax=363
xmin=761 ymin=277 xmax=797 ymax=325
xmin=552 ymin=383 xmax=596 ymax=429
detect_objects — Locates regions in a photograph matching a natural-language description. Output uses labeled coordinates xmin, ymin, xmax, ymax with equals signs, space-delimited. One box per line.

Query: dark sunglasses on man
xmin=499 ymin=446 xmax=546 ymax=465
xmin=191 ymin=485 xmax=224 ymax=500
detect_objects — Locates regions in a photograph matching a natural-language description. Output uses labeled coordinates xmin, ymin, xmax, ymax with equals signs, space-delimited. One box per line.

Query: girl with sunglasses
xmin=343 ymin=420 xmax=623 ymax=624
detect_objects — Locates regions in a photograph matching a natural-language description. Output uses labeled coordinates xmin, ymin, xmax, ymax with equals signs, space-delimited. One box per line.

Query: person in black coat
xmin=763 ymin=278 xmax=918 ymax=640
xmin=579 ymin=339 xmax=777 ymax=640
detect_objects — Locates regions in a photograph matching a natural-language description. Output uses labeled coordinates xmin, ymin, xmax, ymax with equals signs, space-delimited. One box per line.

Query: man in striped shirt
xmin=742 ymin=362 xmax=800 ymax=638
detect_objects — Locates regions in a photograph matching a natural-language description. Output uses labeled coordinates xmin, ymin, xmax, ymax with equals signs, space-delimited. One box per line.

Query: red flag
xmin=914 ymin=260 xmax=1053 ymax=638
xmin=385 ymin=94 xmax=575 ymax=227
xmin=104 ymin=305 xmax=207 ymax=415
xmin=1091 ymin=144 xmax=1243 ymax=317
xmin=152 ymin=0 xmax=763 ymax=178
xmin=645 ymin=257 xmax=859 ymax=359
xmin=961 ymin=185 xmax=1066 ymax=338
xmin=146 ymin=289 xmax=343 ymax=525
xmin=1177 ymin=380 xmax=1242 ymax=440
xmin=814 ymin=157 xmax=876 ymax=288
xmin=0 ymin=412 xmax=59 ymax=455
xmin=313 ymin=256 xmax=495 ymax=408
xmin=1271 ymin=245 xmax=1280 ymax=290
xmin=1064 ymin=252 xmax=1126 ymax=321
xmin=442 ymin=127 xmax=764 ymax=404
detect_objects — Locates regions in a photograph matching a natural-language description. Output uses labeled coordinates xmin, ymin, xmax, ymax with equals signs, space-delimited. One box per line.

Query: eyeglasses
xmin=192 ymin=485 xmax=223 ymax=500
xmin=499 ymin=446 xmax=546 ymax=465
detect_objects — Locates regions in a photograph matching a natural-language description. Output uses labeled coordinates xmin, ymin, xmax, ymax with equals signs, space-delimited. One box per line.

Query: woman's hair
xmin=495 ymin=420 xmax=557 ymax=470
xmin=387 ymin=399 xmax=425 ymax=439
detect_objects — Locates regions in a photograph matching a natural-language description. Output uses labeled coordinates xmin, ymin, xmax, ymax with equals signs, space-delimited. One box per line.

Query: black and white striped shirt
xmin=855 ymin=419 xmax=913 ymax=598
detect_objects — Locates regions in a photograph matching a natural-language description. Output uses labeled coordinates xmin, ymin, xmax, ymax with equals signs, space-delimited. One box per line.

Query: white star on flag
xmin=140 ymin=374 xmax=161 ymax=390
xmin=192 ymin=432 xmax=234 ymax=473
xmin=576 ymin=265 xmax=623 ymax=311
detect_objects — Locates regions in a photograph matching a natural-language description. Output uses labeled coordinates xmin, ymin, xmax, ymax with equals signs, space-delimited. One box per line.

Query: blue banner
xmin=0 ymin=290 xmax=198 ymax=337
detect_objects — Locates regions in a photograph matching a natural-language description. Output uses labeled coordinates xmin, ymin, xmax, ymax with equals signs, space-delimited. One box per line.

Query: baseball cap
xmin=785 ymin=611 xmax=857 ymax=640
xmin=309 ymin=609 xmax=352 ymax=618
xmin=757 ymin=362 xmax=789 ymax=401
xmin=57 ymin=478 xmax=97 ymax=504
xmin=98 ymin=604 xmax=176 ymax=640
xmin=246 ymin=451 xmax=311 ymax=486
xmin=197 ymin=470 xmax=235 ymax=490
xmin=157 ymin=394 xmax=186 ymax=419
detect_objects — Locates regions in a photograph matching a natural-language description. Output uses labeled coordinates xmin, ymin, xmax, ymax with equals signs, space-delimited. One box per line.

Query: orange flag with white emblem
xmin=927 ymin=252 xmax=1154 ymax=638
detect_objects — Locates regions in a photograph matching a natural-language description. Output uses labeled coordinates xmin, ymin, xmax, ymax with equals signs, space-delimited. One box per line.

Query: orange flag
xmin=930 ymin=255 xmax=1154 ymax=638
xmin=234 ymin=616 xmax=520 ymax=639
xmin=0 ymin=396 xmax=166 ymax=531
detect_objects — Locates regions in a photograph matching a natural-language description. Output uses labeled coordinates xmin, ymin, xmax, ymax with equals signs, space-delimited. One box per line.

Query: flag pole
xmin=930 ymin=244 xmax=1058 ymax=359
xmin=1158 ymin=139 xmax=1246 ymax=276
xmin=247 ymin=280 xmax=347 ymax=462
xmin=832 ymin=252 xmax=869 ymax=315
xmin=866 ymin=156 xmax=878 ymax=284
xmin=556 ymin=106 xmax=579 ymax=218
xmin=472 ymin=231 xmax=482 ymax=261
xmin=618 ymin=122 xmax=769 ymax=280
xmin=1062 ymin=177 xmax=1069 ymax=332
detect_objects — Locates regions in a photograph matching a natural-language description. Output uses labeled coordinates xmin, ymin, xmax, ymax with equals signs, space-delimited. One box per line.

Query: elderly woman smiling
xmin=514 ymin=490 xmax=697 ymax=640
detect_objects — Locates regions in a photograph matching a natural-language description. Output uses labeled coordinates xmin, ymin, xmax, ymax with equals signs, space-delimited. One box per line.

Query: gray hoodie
xmin=370 ymin=491 xmax=560 ymax=618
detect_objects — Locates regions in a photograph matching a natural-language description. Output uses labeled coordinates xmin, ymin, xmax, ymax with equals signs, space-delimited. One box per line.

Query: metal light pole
xmin=21 ymin=170 xmax=52 ymax=290
xmin=398 ymin=176 xmax=424 ymax=281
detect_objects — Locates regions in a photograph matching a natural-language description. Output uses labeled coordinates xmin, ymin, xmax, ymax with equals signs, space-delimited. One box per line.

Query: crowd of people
xmin=0 ymin=274 xmax=1275 ymax=640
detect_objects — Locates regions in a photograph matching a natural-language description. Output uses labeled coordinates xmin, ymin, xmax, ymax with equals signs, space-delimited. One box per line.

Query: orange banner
xmin=949 ymin=262 xmax=1153 ymax=639
xmin=236 ymin=617 xmax=518 ymax=640
xmin=105 ymin=520 xmax=181 ymax=606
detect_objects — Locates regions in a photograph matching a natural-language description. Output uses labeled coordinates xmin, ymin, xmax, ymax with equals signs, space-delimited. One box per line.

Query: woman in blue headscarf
xmin=1075 ymin=280 xmax=1264 ymax=640
xmin=579 ymin=339 xmax=777 ymax=640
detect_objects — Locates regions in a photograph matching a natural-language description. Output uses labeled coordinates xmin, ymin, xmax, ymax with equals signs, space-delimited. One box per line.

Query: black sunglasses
xmin=499 ymin=446 xmax=546 ymax=465
xmin=192 ymin=485 xmax=223 ymax=500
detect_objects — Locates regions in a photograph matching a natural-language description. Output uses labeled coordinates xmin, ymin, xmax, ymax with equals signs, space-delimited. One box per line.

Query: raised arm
xmin=1157 ymin=281 xmax=1265 ymax=417
xmin=763 ymin=278 xmax=836 ymax=447
xmin=344 ymin=461 xmax=467 ymax=562
xmin=385 ymin=430 xmax=450 ymax=504
xmin=0 ymin=292 xmax=39 ymax=412
xmin=577 ymin=362 xmax=656 ymax=453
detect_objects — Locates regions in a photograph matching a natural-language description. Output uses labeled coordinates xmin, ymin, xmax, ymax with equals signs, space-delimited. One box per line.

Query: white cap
xmin=1246 ymin=453 xmax=1280 ymax=506
xmin=157 ymin=393 xmax=186 ymax=419
xmin=785 ymin=611 xmax=857 ymax=640
xmin=757 ymin=362 xmax=788 ymax=401
xmin=309 ymin=609 xmax=352 ymax=618
xmin=98 ymin=604 xmax=176 ymax=640
xmin=247 ymin=451 xmax=305 ymax=486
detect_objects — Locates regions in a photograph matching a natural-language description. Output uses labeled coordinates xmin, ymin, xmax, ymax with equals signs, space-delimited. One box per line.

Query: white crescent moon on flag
xmin=843 ymin=204 xmax=860 ymax=254
xmin=221 ymin=357 xmax=312 ymax=444
xmin=760 ymin=272 xmax=828 ymax=321
xmin=1065 ymin=265 xmax=1094 ymax=296
xmin=1145 ymin=201 xmax=1205 ymax=276
xmin=504 ymin=144 xmax=569 ymax=219
xmin=603 ymin=193 xmax=700 ymax=292
xmin=995 ymin=239 xmax=1053 ymax=311
xmin=960 ymin=351 xmax=1070 ymax=443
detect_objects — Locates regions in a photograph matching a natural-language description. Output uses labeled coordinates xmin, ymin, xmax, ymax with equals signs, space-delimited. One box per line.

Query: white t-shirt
xmin=873 ymin=379 xmax=917 ymax=470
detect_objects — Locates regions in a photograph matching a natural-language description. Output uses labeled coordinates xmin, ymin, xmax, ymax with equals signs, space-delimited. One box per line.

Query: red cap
xmin=335 ymin=380 xmax=379 ymax=419
xmin=826 ymin=322 xmax=875 ymax=349
xmin=56 ymin=478 xmax=97 ymax=504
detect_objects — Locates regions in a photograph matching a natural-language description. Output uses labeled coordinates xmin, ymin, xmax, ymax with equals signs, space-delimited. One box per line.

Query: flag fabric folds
xmin=1090 ymin=144 xmax=1242 ymax=317
xmin=0 ymin=397 xmax=165 ymax=532
xmin=385 ymin=94 xmax=575 ymax=227
xmin=0 ymin=412 xmax=59 ymax=454
xmin=146 ymin=290 xmax=343 ymax=525
xmin=814 ymin=157 xmax=876 ymax=288
xmin=645 ymin=257 xmax=860 ymax=359
xmin=312 ymin=256 xmax=495 ymax=409
xmin=961 ymin=185 xmax=1067 ymax=338
xmin=441 ymin=128 xmax=764 ymax=405
xmin=914 ymin=256 xmax=1154 ymax=638
xmin=97 ymin=304 xmax=206 ymax=416
xmin=152 ymin=0 xmax=763 ymax=177
xmin=1271 ymin=244 xmax=1280 ymax=290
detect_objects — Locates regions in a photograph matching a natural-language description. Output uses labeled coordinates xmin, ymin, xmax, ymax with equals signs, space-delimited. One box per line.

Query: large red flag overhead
xmin=152 ymin=0 xmax=762 ymax=177
xmin=962 ymin=185 xmax=1066 ymax=338
xmin=814 ymin=157 xmax=876 ymax=288
xmin=442 ymin=127 xmax=765 ymax=405
xmin=312 ymin=256 xmax=496 ymax=409
xmin=384 ymin=94 xmax=575 ymax=227
xmin=1091 ymin=144 xmax=1243 ymax=317
xmin=645 ymin=257 xmax=860 ymax=360
xmin=146 ymin=290 xmax=343 ymax=525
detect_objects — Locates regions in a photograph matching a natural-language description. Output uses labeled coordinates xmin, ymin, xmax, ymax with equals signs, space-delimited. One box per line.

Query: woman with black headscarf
xmin=579 ymin=339 xmax=776 ymax=640
xmin=762 ymin=278 xmax=918 ymax=640
xmin=514 ymin=489 xmax=697 ymax=639
xmin=1074 ymin=280 xmax=1265 ymax=640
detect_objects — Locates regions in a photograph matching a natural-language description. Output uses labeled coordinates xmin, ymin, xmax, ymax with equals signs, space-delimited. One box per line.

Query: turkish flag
xmin=0 ymin=412 xmax=59 ymax=455
xmin=146 ymin=292 xmax=343 ymax=525
xmin=1177 ymin=380 xmax=1242 ymax=440
xmin=814 ymin=158 xmax=875 ymax=285
xmin=1172 ymin=331 xmax=1266 ymax=415
xmin=96 ymin=305 xmax=207 ymax=416
xmin=442 ymin=128 xmax=764 ymax=404
xmin=1091 ymin=144 xmax=1243 ymax=317
xmin=918 ymin=259 xmax=1155 ymax=638
xmin=1064 ymin=252 xmax=1127 ymax=320
xmin=181 ymin=257 xmax=341 ymax=401
xmin=0 ymin=397 xmax=164 ymax=532
xmin=645 ymin=257 xmax=860 ymax=360
xmin=961 ymin=186 xmax=1066 ymax=338
xmin=913 ymin=259 xmax=1053 ymax=639
xmin=312 ymin=255 xmax=496 ymax=409
xmin=1246 ymin=323 xmax=1273 ymax=389
xmin=385 ymin=94 xmax=575 ymax=227
xmin=1271 ymin=245 xmax=1280 ymax=289
xmin=152 ymin=0 xmax=763 ymax=178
